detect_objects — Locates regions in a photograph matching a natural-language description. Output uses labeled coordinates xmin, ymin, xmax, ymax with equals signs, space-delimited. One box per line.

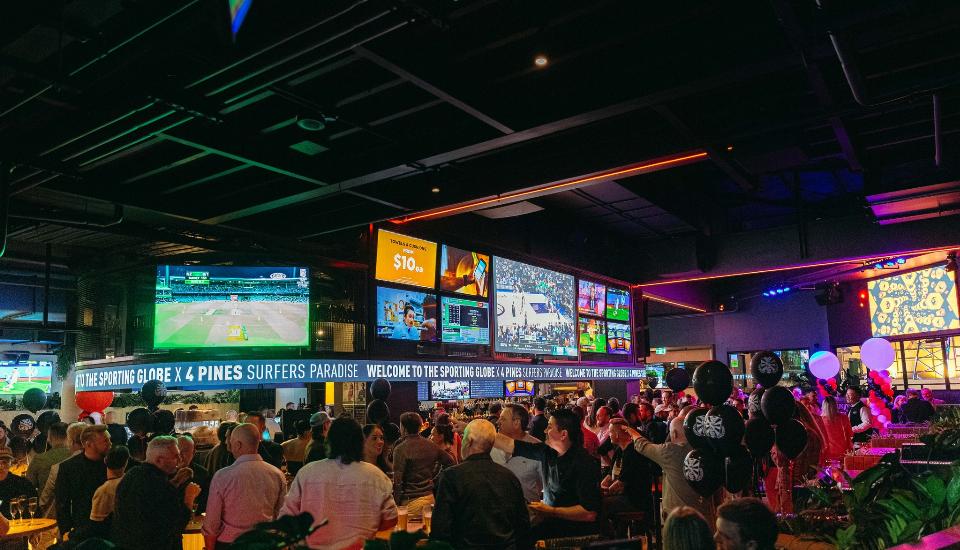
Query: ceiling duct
xmin=867 ymin=181 xmax=960 ymax=225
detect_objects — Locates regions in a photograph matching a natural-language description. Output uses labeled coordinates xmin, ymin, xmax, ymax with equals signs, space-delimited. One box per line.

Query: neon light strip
xmin=230 ymin=0 xmax=253 ymax=38
xmin=391 ymin=151 xmax=708 ymax=224
xmin=643 ymin=294 xmax=708 ymax=313
xmin=635 ymin=245 xmax=960 ymax=287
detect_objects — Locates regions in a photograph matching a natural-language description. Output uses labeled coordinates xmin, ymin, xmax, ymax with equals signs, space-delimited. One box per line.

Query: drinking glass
xmin=396 ymin=505 xmax=408 ymax=532
xmin=422 ymin=504 xmax=432 ymax=535
xmin=27 ymin=497 xmax=38 ymax=525
xmin=10 ymin=498 xmax=21 ymax=523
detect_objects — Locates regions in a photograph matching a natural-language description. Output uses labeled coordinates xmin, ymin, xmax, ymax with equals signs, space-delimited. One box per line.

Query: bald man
xmin=431 ymin=419 xmax=530 ymax=550
xmin=203 ymin=424 xmax=286 ymax=550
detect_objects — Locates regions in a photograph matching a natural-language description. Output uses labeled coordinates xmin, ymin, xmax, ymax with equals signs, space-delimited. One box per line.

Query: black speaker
xmin=815 ymin=282 xmax=843 ymax=305
xmin=634 ymin=293 xmax=650 ymax=358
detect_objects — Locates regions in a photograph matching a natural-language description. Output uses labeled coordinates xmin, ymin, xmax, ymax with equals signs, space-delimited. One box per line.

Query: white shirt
xmin=203 ymin=454 xmax=287 ymax=543
xmin=281 ymin=458 xmax=397 ymax=550
xmin=491 ymin=433 xmax=543 ymax=502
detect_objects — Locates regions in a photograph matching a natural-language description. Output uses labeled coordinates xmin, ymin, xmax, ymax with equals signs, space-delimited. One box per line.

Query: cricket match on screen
xmin=154 ymin=265 xmax=310 ymax=348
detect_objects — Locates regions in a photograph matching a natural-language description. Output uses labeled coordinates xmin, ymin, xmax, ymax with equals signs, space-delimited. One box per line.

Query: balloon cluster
xmin=681 ymin=361 xmax=752 ymax=496
xmin=816 ymin=378 xmax=839 ymax=398
xmin=367 ymin=378 xmax=392 ymax=425
xmin=866 ymin=370 xmax=894 ymax=429
xmin=744 ymin=352 xmax=809 ymax=466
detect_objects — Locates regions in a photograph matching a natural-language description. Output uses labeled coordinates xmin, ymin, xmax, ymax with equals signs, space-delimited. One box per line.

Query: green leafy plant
xmin=232 ymin=512 xmax=319 ymax=549
xmin=829 ymin=454 xmax=960 ymax=549
xmin=363 ymin=530 xmax=454 ymax=550
xmin=109 ymin=390 xmax=239 ymax=408
xmin=55 ymin=341 xmax=76 ymax=381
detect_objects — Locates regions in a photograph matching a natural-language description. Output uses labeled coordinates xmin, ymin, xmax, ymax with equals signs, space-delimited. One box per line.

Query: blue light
xmin=875 ymin=263 xmax=883 ymax=269
xmin=762 ymin=292 xmax=770 ymax=297
xmin=776 ymin=289 xmax=784 ymax=294
xmin=896 ymin=257 xmax=906 ymax=264
xmin=783 ymin=287 xmax=791 ymax=292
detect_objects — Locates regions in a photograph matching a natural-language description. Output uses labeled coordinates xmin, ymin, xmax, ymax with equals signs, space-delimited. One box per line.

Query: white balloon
xmin=809 ymin=351 xmax=841 ymax=379
xmin=861 ymin=337 xmax=896 ymax=372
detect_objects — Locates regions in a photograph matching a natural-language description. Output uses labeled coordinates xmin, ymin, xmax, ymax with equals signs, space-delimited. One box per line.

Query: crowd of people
xmin=0 ymin=381 xmax=946 ymax=550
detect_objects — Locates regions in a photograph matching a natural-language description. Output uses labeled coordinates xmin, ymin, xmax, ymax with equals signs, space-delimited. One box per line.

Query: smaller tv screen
xmin=417 ymin=381 xmax=429 ymax=401
xmin=579 ymin=318 xmax=606 ymax=354
xmin=470 ymin=380 xmax=504 ymax=398
xmin=505 ymin=380 xmax=535 ymax=397
xmin=606 ymin=322 xmax=632 ymax=355
xmin=578 ymin=280 xmax=606 ymax=317
xmin=606 ymin=287 xmax=631 ymax=321
xmin=431 ymin=381 xmax=470 ymax=400
xmin=376 ymin=286 xmax=438 ymax=342
xmin=441 ymin=297 xmax=489 ymax=345
xmin=0 ymin=360 xmax=52 ymax=394
xmin=440 ymin=245 xmax=490 ymax=297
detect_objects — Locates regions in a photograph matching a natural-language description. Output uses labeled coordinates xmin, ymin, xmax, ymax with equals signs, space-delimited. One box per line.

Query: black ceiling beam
xmin=770 ymin=0 xmax=863 ymax=172
xmin=652 ymin=106 xmax=758 ymax=192
xmin=570 ymin=187 xmax=670 ymax=239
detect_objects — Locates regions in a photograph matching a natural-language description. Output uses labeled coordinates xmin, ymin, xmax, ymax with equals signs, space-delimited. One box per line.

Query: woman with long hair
xmin=363 ymin=424 xmax=389 ymax=473
xmin=820 ymin=395 xmax=853 ymax=461
xmin=663 ymin=506 xmax=715 ymax=550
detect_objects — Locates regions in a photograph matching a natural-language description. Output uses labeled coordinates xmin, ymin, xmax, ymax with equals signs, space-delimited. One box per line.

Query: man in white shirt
xmin=491 ymin=403 xmax=543 ymax=502
xmin=203 ymin=424 xmax=286 ymax=550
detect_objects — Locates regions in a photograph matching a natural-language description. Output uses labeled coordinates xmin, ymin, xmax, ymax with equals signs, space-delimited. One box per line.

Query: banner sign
xmin=74 ymin=359 xmax=646 ymax=391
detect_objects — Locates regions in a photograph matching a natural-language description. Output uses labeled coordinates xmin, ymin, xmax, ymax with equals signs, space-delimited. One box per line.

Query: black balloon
xmin=127 ymin=407 xmax=153 ymax=434
xmin=36 ymin=410 xmax=61 ymax=434
xmin=692 ymin=361 xmax=734 ymax=406
xmin=744 ymin=417 xmax=775 ymax=457
xmin=747 ymin=386 xmax=765 ymax=419
xmin=370 ymin=378 xmax=392 ymax=401
xmin=683 ymin=449 xmax=723 ymax=497
xmin=683 ymin=408 xmax=711 ymax=451
xmin=725 ymin=446 xmax=753 ymax=493
xmin=366 ymin=399 xmax=390 ymax=425
xmin=704 ymin=404 xmax=746 ymax=456
xmin=750 ymin=351 xmax=785 ymax=388
xmin=22 ymin=388 xmax=46 ymax=413
xmin=760 ymin=386 xmax=796 ymax=425
xmin=775 ymin=418 xmax=808 ymax=459
xmin=140 ymin=380 xmax=167 ymax=410
xmin=32 ymin=434 xmax=48 ymax=454
xmin=152 ymin=409 xmax=175 ymax=434
xmin=10 ymin=414 xmax=35 ymax=438
xmin=665 ymin=368 xmax=691 ymax=392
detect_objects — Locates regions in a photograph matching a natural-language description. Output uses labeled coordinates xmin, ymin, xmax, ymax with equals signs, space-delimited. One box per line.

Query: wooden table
xmin=375 ymin=519 xmax=426 ymax=540
xmin=0 ymin=518 xmax=57 ymax=540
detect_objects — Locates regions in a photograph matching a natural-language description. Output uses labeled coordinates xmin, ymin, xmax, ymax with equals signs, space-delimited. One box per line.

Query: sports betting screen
xmin=606 ymin=287 xmax=631 ymax=321
xmin=154 ymin=265 xmax=309 ymax=348
xmin=868 ymin=266 xmax=960 ymax=337
xmin=374 ymin=229 xmax=438 ymax=289
xmin=493 ymin=257 xmax=576 ymax=357
xmin=441 ymin=297 xmax=489 ymax=345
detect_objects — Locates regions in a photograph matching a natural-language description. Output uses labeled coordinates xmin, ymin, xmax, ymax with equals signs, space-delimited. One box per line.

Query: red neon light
xmin=643 ymin=294 xmax=707 ymax=313
xmin=392 ymin=151 xmax=708 ymax=224
xmin=636 ymin=245 xmax=960 ymax=287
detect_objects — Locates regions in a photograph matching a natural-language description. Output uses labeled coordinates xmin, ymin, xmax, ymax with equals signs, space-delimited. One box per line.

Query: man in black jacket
xmin=901 ymin=389 xmax=936 ymax=423
xmin=528 ymin=398 xmax=548 ymax=442
xmin=113 ymin=436 xmax=201 ymax=550
xmin=432 ymin=419 xmax=530 ymax=550
xmin=54 ymin=424 xmax=110 ymax=538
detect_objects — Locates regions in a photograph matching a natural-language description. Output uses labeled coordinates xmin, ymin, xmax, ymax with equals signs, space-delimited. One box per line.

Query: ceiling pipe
xmin=9 ymin=204 xmax=124 ymax=229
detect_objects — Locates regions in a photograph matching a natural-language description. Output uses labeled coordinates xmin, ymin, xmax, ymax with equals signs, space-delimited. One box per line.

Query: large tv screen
xmin=374 ymin=229 xmax=437 ymax=289
xmin=578 ymin=280 xmax=606 ymax=317
xmin=0 ymin=360 xmax=52 ymax=395
xmin=493 ymin=257 xmax=577 ymax=357
xmin=376 ymin=286 xmax=438 ymax=342
xmin=579 ymin=318 xmax=606 ymax=354
xmin=441 ymin=297 xmax=489 ymax=345
xmin=439 ymin=245 xmax=490 ymax=297
xmin=869 ymin=266 xmax=960 ymax=337
xmin=606 ymin=287 xmax=631 ymax=321
xmin=431 ymin=380 xmax=470 ymax=400
xmin=606 ymin=321 xmax=632 ymax=355
xmin=154 ymin=266 xmax=309 ymax=348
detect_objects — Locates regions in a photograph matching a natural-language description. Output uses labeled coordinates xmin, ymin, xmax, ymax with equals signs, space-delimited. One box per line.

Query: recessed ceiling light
xmin=296 ymin=117 xmax=325 ymax=131
xmin=431 ymin=187 xmax=440 ymax=193
xmin=534 ymin=55 xmax=548 ymax=67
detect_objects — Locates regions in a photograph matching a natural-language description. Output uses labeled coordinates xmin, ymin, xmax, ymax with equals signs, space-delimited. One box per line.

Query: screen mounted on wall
xmin=376 ymin=286 xmax=438 ymax=342
xmin=505 ymin=380 xmax=535 ymax=397
xmin=868 ymin=266 xmax=960 ymax=337
xmin=439 ymin=245 xmax=490 ymax=297
xmin=154 ymin=265 xmax=309 ymax=348
xmin=579 ymin=318 xmax=606 ymax=354
xmin=578 ymin=280 xmax=606 ymax=317
xmin=0 ymin=360 xmax=52 ymax=395
xmin=606 ymin=287 xmax=631 ymax=321
xmin=441 ymin=297 xmax=489 ymax=345
xmin=430 ymin=380 xmax=470 ymax=400
xmin=374 ymin=229 xmax=438 ymax=289
xmin=606 ymin=321 xmax=632 ymax=355
xmin=493 ymin=257 xmax=577 ymax=357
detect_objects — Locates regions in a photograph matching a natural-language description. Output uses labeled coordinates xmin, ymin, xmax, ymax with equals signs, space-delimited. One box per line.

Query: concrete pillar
xmin=60 ymin=369 xmax=81 ymax=422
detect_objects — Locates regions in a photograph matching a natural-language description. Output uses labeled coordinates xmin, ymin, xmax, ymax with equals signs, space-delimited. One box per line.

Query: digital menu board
xmin=470 ymin=380 xmax=505 ymax=398
xmin=374 ymin=229 xmax=438 ymax=289
xmin=868 ymin=266 xmax=960 ymax=337
xmin=441 ymin=297 xmax=489 ymax=345
xmin=606 ymin=287 xmax=631 ymax=321
xmin=439 ymin=245 xmax=490 ymax=297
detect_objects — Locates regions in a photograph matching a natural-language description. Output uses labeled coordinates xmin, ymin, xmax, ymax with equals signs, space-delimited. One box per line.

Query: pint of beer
xmin=397 ymin=505 xmax=408 ymax=531
xmin=422 ymin=504 xmax=432 ymax=534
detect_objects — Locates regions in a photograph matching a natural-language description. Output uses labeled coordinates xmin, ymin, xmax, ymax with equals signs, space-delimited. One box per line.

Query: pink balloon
xmin=809 ymin=351 xmax=841 ymax=379
xmin=878 ymin=414 xmax=889 ymax=424
xmin=862 ymin=337 xmax=896 ymax=371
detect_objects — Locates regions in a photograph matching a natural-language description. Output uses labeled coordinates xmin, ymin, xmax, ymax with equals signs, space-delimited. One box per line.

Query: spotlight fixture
xmin=534 ymin=54 xmax=549 ymax=67
xmin=764 ymin=285 xmax=792 ymax=298
xmin=858 ymin=290 xmax=868 ymax=309
xmin=296 ymin=117 xmax=326 ymax=131
xmin=431 ymin=187 xmax=440 ymax=193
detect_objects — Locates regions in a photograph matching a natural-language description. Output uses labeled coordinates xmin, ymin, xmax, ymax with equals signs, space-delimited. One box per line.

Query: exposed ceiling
xmin=1 ymin=0 xmax=959 ymax=283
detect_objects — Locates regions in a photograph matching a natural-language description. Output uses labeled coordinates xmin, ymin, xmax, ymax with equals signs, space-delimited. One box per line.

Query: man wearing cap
xmin=305 ymin=411 xmax=331 ymax=464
